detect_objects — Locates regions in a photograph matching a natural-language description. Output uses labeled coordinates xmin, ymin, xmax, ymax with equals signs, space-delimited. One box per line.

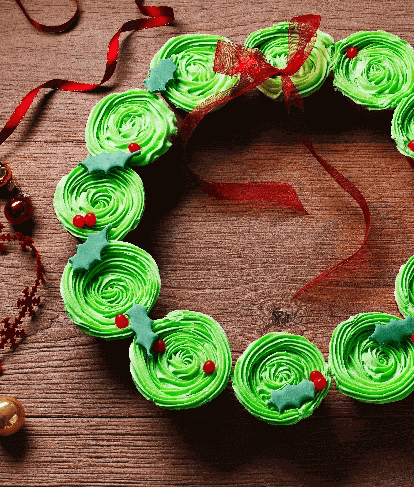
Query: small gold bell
xmin=0 ymin=397 xmax=25 ymax=436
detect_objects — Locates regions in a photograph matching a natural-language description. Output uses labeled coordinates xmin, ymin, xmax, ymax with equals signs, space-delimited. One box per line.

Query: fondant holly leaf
xmin=369 ymin=315 xmax=414 ymax=347
xmin=69 ymin=225 xmax=110 ymax=271
xmin=268 ymin=379 xmax=315 ymax=413
xmin=144 ymin=58 xmax=177 ymax=93
xmin=127 ymin=304 xmax=158 ymax=357
xmin=79 ymin=150 xmax=137 ymax=174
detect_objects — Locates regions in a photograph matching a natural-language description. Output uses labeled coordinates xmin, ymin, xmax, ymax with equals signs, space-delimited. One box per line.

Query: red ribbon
xmin=0 ymin=1 xmax=174 ymax=147
xmin=14 ymin=0 xmax=79 ymax=32
xmin=181 ymin=14 xmax=371 ymax=298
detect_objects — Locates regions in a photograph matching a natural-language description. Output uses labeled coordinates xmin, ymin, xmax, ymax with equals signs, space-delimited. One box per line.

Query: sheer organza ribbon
xmin=181 ymin=14 xmax=371 ymax=297
xmin=0 ymin=1 xmax=174 ymax=147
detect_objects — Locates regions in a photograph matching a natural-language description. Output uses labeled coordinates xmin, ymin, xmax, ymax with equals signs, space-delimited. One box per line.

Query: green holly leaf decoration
xmin=69 ymin=225 xmax=110 ymax=271
xmin=144 ymin=58 xmax=177 ymax=93
xmin=268 ymin=379 xmax=315 ymax=413
xmin=79 ymin=150 xmax=136 ymax=174
xmin=127 ymin=304 xmax=158 ymax=357
xmin=369 ymin=315 xmax=414 ymax=347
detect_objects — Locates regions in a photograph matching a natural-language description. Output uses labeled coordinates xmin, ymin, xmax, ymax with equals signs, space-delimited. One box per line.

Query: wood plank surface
xmin=1 ymin=0 xmax=414 ymax=485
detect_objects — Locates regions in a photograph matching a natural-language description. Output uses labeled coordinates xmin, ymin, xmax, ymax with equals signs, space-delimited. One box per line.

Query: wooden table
xmin=1 ymin=0 xmax=414 ymax=485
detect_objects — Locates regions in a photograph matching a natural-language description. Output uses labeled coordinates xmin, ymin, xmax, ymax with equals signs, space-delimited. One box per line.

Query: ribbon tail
xmin=292 ymin=139 xmax=371 ymax=298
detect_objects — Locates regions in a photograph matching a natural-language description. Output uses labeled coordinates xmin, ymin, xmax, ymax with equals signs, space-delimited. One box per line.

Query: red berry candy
xmin=346 ymin=47 xmax=358 ymax=59
xmin=408 ymin=141 xmax=414 ymax=152
xmin=72 ymin=214 xmax=85 ymax=228
xmin=128 ymin=143 xmax=141 ymax=153
xmin=203 ymin=360 xmax=216 ymax=374
xmin=310 ymin=370 xmax=323 ymax=382
xmin=153 ymin=339 xmax=166 ymax=354
xmin=411 ymin=333 xmax=414 ymax=343
xmin=4 ymin=195 xmax=33 ymax=225
xmin=84 ymin=212 xmax=97 ymax=227
xmin=115 ymin=314 xmax=129 ymax=329
xmin=313 ymin=376 xmax=327 ymax=391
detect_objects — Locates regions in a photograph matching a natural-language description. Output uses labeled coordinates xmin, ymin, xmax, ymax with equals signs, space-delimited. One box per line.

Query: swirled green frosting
xmin=149 ymin=34 xmax=238 ymax=112
xmin=391 ymin=94 xmax=414 ymax=159
xmin=329 ymin=312 xmax=414 ymax=403
xmin=129 ymin=310 xmax=232 ymax=409
xmin=53 ymin=165 xmax=144 ymax=241
xmin=244 ymin=22 xmax=334 ymax=99
xmin=85 ymin=90 xmax=177 ymax=165
xmin=395 ymin=256 xmax=414 ymax=317
xmin=60 ymin=241 xmax=160 ymax=339
xmin=232 ymin=333 xmax=330 ymax=425
xmin=332 ymin=31 xmax=414 ymax=110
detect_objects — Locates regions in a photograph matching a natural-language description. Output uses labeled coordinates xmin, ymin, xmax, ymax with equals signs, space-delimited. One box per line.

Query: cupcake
xmin=391 ymin=94 xmax=414 ymax=159
xmin=331 ymin=31 xmax=414 ymax=110
xmin=61 ymin=230 xmax=161 ymax=340
xmin=395 ymin=256 xmax=414 ymax=317
xmin=148 ymin=34 xmax=238 ymax=111
xmin=244 ymin=22 xmax=334 ymax=99
xmin=129 ymin=310 xmax=232 ymax=409
xmin=85 ymin=89 xmax=177 ymax=165
xmin=329 ymin=312 xmax=414 ymax=403
xmin=232 ymin=333 xmax=330 ymax=425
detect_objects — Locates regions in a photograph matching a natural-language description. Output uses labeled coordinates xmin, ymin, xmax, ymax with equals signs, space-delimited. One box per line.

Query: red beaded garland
xmin=313 ymin=376 xmax=327 ymax=391
xmin=115 ymin=314 xmax=129 ymax=329
xmin=203 ymin=360 xmax=216 ymax=374
xmin=128 ymin=143 xmax=141 ymax=153
xmin=84 ymin=212 xmax=96 ymax=227
xmin=345 ymin=46 xmax=358 ymax=59
xmin=153 ymin=339 xmax=166 ymax=354
xmin=72 ymin=214 xmax=85 ymax=228
xmin=4 ymin=195 xmax=33 ymax=225
xmin=408 ymin=141 xmax=414 ymax=152
xmin=310 ymin=370 xmax=323 ymax=382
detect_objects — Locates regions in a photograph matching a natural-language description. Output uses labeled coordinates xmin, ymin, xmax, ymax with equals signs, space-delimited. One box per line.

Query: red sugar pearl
xmin=153 ymin=339 xmax=166 ymax=354
xmin=411 ymin=333 xmax=414 ymax=343
xmin=408 ymin=141 xmax=414 ymax=152
xmin=203 ymin=360 xmax=216 ymax=374
xmin=115 ymin=314 xmax=129 ymax=329
xmin=72 ymin=214 xmax=85 ymax=228
xmin=84 ymin=212 xmax=97 ymax=227
xmin=346 ymin=47 xmax=358 ymax=59
xmin=128 ymin=143 xmax=141 ymax=153
xmin=310 ymin=370 xmax=323 ymax=382
xmin=313 ymin=376 xmax=327 ymax=391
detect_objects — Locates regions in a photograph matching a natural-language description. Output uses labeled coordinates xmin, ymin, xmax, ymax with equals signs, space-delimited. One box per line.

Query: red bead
xmin=4 ymin=195 xmax=33 ymax=225
xmin=84 ymin=212 xmax=97 ymax=227
xmin=313 ymin=376 xmax=327 ymax=391
xmin=203 ymin=360 xmax=216 ymax=374
xmin=310 ymin=370 xmax=323 ymax=382
xmin=411 ymin=333 xmax=414 ymax=343
xmin=346 ymin=47 xmax=358 ymax=59
xmin=153 ymin=339 xmax=166 ymax=354
xmin=408 ymin=141 xmax=414 ymax=152
xmin=128 ymin=143 xmax=141 ymax=153
xmin=115 ymin=314 xmax=129 ymax=329
xmin=72 ymin=214 xmax=85 ymax=228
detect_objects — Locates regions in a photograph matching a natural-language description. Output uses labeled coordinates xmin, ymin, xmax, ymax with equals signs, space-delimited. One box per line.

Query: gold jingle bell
xmin=0 ymin=397 xmax=25 ymax=436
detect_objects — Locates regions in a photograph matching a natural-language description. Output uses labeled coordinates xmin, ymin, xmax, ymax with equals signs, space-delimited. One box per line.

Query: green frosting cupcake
xmin=329 ymin=312 xmax=414 ymax=403
xmin=232 ymin=333 xmax=330 ymax=425
xmin=244 ymin=22 xmax=334 ymax=99
xmin=53 ymin=164 xmax=145 ymax=241
xmin=391 ymin=94 xmax=414 ymax=159
xmin=129 ymin=310 xmax=232 ymax=409
xmin=332 ymin=31 xmax=414 ymax=110
xmin=61 ymin=241 xmax=160 ymax=339
xmin=149 ymin=34 xmax=238 ymax=111
xmin=85 ymin=90 xmax=177 ymax=165
xmin=395 ymin=256 xmax=414 ymax=317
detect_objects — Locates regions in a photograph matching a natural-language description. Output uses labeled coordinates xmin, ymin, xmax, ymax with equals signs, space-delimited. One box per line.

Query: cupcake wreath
xmin=54 ymin=15 xmax=414 ymax=424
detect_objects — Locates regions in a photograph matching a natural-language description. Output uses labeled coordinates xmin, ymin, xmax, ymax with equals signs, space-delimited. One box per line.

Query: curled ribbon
xmin=181 ymin=14 xmax=371 ymax=298
xmin=0 ymin=1 xmax=174 ymax=147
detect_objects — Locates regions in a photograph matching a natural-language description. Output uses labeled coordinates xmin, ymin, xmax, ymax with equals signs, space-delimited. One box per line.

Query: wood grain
xmin=1 ymin=0 xmax=414 ymax=485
